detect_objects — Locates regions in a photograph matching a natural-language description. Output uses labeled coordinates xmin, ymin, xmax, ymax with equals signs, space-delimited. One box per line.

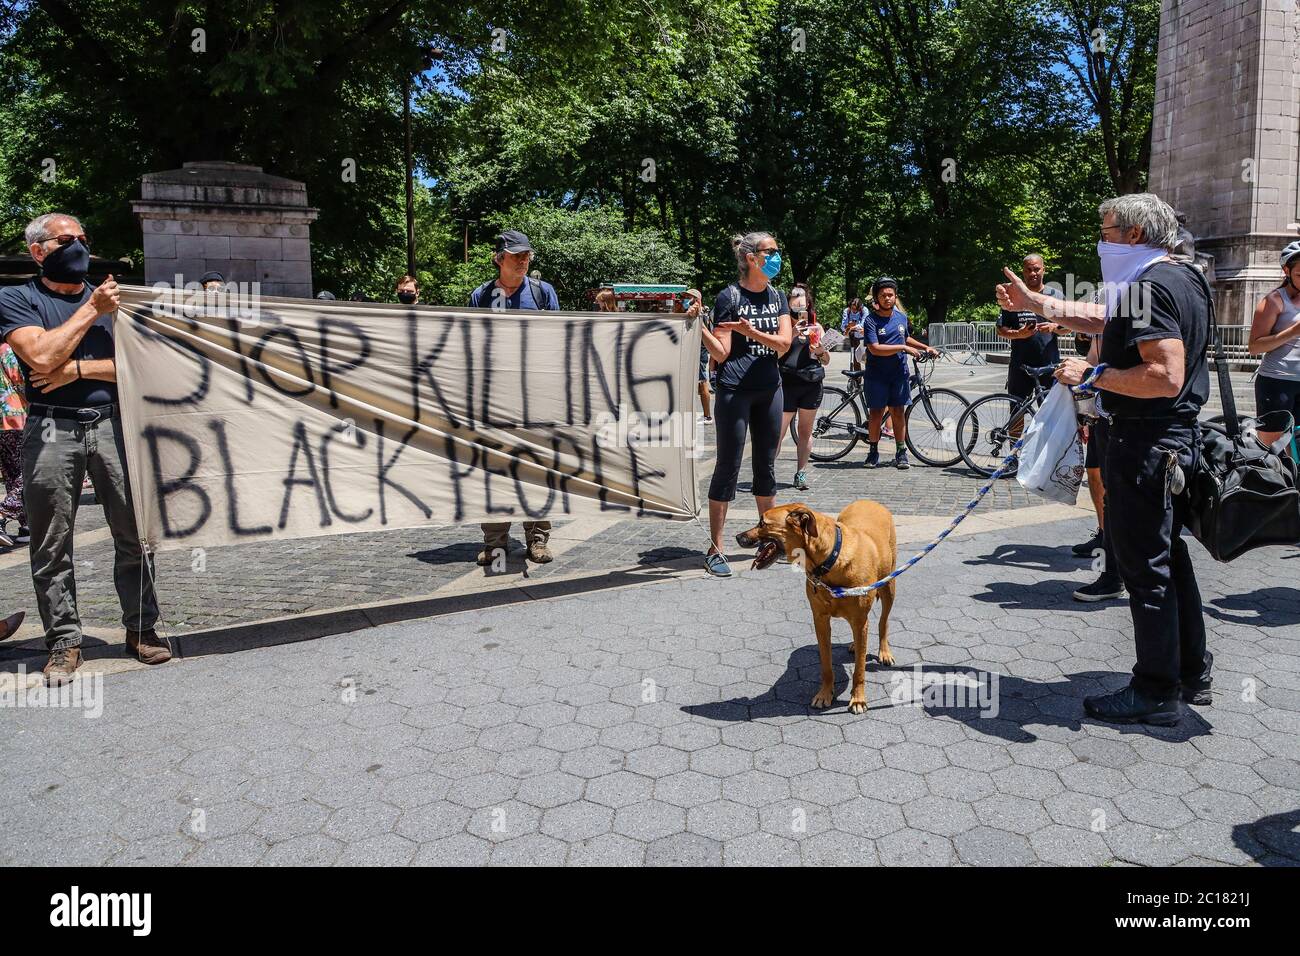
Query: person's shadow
xmin=965 ymin=542 xmax=1089 ymax=574
xmin=1233 ymin=809 xmax=1300 ymax=865
xmin=683 ymin=649 xmax=1212 ymax=743
xmin=961 ymin=542 xmax=1113 ymax=612
xmin=1205 ymin=587 xmax=1300 ymax=629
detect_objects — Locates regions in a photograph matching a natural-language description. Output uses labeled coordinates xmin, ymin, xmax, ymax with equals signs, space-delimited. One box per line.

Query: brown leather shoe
xmin=43 ymin=647 xmax=82 ymax=686
xmin=126 ymin=628 xmax=172 ymax=665
xmin=0 ymin=610 xmax=24 ymax=641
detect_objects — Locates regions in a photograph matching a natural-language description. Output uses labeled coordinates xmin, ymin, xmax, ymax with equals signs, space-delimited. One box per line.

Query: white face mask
xmin=1096 ymin=241 xmax=1166 ymax=319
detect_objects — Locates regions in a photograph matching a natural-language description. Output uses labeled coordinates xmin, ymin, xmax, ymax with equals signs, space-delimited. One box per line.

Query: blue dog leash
xmin=811 ymin=437 xmax=1028 ymax=599
xmin=809 ymin=369 xmax=1103 ymax=598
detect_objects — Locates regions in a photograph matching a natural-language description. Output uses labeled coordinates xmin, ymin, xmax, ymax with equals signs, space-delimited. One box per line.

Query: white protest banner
xmin=114 ymin=286 xmax=701 ymax=551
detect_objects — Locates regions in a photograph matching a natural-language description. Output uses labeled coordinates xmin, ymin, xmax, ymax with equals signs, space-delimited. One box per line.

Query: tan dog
xmin=737 ymin=501 xmax=897 ymax=713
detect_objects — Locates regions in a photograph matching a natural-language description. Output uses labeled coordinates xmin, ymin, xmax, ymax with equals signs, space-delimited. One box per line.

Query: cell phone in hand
xmin=998 ymin=311 xmax=1023 ymax=330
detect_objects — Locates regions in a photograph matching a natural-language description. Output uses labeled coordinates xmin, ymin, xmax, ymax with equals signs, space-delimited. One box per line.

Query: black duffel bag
xmin=1183 ymin=266 xmax=1300 ymax=561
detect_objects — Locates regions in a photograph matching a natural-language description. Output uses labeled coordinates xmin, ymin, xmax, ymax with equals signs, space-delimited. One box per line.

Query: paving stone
xmin=2 ymin=450 xmax=1288 ymax=867
xmin=645 ymin=832 xmax=722 ymax=866
xmin=877 ymin=829 xmax=953 ymax=866
xmin=954 ymin=826 xmax=1036 ymax=866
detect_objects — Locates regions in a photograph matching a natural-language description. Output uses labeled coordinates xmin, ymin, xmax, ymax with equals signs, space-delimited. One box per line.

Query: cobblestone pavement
xmin=1 ymin=514 xmax=1297 ymax=866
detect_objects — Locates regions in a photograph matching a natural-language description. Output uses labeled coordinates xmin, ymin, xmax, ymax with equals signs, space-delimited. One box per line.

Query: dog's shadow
xmin=682 ymin=650 xmax=1213 ymax=743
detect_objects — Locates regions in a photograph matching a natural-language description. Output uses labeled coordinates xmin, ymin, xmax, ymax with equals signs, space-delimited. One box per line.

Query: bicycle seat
xmin=1021 ymin=364 xmax=1057 ymax=378
xmin=842 ymin=369 xmax=867 ymax=379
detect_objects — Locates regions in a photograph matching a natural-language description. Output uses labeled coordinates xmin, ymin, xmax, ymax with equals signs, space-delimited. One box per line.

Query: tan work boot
xmin=126 ymin=628 xmax=173 ymax=665
xmin=43 ymin=647 xmax=82 ymax=686
xmin=526 ymin=532 xmax=553 ymax=564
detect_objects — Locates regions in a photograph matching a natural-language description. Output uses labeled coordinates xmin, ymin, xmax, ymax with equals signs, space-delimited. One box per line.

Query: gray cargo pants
xmin=22 ymin=413 xmax=159 ymax=650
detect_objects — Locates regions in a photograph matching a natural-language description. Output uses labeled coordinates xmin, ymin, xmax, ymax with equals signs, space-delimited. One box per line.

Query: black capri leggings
xmin=709 ymin=385 xmax=783 ymax=502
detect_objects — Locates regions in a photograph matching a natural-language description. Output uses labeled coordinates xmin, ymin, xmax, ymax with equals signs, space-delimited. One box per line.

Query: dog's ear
xmin=784 ymin=508 xmax=815 ymax=537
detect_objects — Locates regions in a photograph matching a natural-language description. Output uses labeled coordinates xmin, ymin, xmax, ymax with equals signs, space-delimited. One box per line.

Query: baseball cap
xmin=495 ymin=230 xmax=533 ymax=254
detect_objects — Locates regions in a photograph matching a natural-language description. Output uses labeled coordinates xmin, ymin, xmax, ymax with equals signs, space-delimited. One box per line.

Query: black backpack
xmin=1182 ymin=265 xmax=1300 ymax=561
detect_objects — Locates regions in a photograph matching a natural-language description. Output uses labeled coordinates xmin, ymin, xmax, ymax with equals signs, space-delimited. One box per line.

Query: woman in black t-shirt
xmin=699 ymin=231 xmax=794 ymax=577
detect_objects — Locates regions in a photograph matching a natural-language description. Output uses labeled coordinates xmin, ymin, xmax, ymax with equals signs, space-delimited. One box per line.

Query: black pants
xmin=709 ymin=386 xmax=782 ymax=502
xmin=1089 ymin=418 xmax=1118 ymax=578
xmin=1104 ymin=418 xmax=1211 ymax=699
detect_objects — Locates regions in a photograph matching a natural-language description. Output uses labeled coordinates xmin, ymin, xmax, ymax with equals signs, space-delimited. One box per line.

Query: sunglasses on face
xmin=44 ymin=233 xmax=89 ymax=247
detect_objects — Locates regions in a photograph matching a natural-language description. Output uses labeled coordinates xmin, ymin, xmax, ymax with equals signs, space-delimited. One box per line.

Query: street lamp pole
xmin=403 ymin=71 xmax=415 ymax=277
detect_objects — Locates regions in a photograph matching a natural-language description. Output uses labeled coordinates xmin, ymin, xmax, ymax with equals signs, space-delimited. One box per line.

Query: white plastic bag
xmin=1016 ymin=382 xmax=1084 ymax=504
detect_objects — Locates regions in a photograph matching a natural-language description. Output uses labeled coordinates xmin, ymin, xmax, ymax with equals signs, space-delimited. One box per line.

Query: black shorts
xmin=1007 ymin=366 xmax=1053 ymax=399
xmin=1085 ymin=416 xmax=1109 ymax=470
xmin=781 ymin=376 xmax=823 ymax=412
xmin=1255 ymin=374 xmax=1300 ymax=421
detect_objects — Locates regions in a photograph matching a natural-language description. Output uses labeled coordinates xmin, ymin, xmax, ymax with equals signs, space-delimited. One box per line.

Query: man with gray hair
xmin=0 ymin=213 xmax=165 ymax=685
xmin=996 ymin=193 xmax=1212 ymax=726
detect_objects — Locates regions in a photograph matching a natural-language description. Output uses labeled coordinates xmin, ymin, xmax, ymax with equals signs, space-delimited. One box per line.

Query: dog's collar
xmin=810 ymin=525 xmax=842 ymax=579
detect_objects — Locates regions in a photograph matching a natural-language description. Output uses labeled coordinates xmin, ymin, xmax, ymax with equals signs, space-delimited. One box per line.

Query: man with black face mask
xmin=0 ymin=213 xmax=164 ymax=685
xmin=395 ymin=275 xmax=420 ymax=305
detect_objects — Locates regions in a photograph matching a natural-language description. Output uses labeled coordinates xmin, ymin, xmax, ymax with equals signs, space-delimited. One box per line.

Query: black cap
xmin=871 ymin=277 xmax=898 ymax=298
xmin=200 ymin=271 xmax=224 ymax=284
xmin=495 ymin=230 xmax=533 ymax=254
xmin=315 ymin=290 xmax=336 ymax=300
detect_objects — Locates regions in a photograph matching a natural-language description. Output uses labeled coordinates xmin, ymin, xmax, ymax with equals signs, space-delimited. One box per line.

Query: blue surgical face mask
xmin=759 ymin=250 xmax=782 ymax=279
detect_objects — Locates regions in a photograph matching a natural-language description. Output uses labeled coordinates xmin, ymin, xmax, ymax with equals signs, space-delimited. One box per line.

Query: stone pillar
xmin=1149 ymin=0 xmax=1300 ymax=326
xmin=131 ymin=161 xmax=320 ymax=298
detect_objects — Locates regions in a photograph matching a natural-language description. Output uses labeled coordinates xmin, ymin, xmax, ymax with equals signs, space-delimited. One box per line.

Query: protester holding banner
xmin=682 ymin=288 xmax=712 ymax=424
xmin=468 ymin=230 xmax=561 ymax=565
xmin=395 ymin=274 xmax=420 ymax=305
xmin=699 ymin=231 xmax=794 ymax=577
xmin=0 ymin=213 xmax=166 ymax=684
xmin=0 ymin=342 xmax=29 ymax=548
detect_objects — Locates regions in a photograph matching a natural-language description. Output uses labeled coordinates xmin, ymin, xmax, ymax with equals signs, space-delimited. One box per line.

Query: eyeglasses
xmin=756 ymin=247 xmax=779 ymax=257
xmin=1098 ymin=224 xmax=1126 ymax=239
xmin=42 ymin=233 xmax=89 ymax=248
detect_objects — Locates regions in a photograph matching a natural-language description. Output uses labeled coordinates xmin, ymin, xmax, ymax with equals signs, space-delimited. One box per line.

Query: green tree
xmin=442 ymin=202 xmax=692 ymax=309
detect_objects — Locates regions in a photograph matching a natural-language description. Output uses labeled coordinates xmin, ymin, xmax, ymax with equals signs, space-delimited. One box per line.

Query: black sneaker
xmin=1072 ymin=575 xmax=1125 ymax=603
xmin=864 ymin=447 xmax=880 ymax=468
xmin=1071 ymin=528 xmax=1103 ymax=557
xmin=894 ymin=450 xmax=911 ymax=470
xmin=1084 ymin=685 xmax=1182 ymax=726
xmin=1182 ymin=651 xmax=1213 ymax=706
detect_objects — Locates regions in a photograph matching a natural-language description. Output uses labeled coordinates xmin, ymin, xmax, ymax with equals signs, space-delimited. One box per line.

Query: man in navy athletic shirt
xmin=862 ymin=278 xmax=936 ymax=469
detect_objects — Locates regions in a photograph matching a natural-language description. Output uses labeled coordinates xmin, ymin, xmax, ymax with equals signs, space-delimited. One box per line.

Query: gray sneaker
xmin=793 ymin=470 xmax=809 ymax=490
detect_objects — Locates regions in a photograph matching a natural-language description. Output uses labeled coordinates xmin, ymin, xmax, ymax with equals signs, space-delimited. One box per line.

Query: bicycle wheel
xmin=803 ymin=385 xmax=862 ymax=462
xmin=906 ymin=387 xmax=971 ymax=467
xmin=956 ymin=393 xmax=1034 ymax=477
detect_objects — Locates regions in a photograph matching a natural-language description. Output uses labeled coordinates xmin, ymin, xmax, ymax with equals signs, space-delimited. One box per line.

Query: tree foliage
xmin=0 ymin=0 xmax=1160 ymax=320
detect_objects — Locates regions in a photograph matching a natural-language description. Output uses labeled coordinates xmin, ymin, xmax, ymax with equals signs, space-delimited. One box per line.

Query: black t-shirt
xmin=781 ymin=326 xmax=824 ymax=381
xmin=1002 ymin=286 xmax=1064 ymax=371
xmin=711 ymin=284 xmax=788 ymax=391
xmin=1099 ymin=261 xmax=1210 ymax=419
xmin=0 ymin=278 xmax=117 ymax=406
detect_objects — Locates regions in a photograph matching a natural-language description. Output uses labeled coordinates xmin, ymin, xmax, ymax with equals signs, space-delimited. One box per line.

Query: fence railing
xmin=927 ymin=321 xmax=1260 ymax=367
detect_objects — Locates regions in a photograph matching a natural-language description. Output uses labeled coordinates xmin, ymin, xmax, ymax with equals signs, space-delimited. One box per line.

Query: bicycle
xmin=796 ymin=353 xmax=973 ymax=467
xmin=953 ymin=364 xmax=1057 ymax=477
